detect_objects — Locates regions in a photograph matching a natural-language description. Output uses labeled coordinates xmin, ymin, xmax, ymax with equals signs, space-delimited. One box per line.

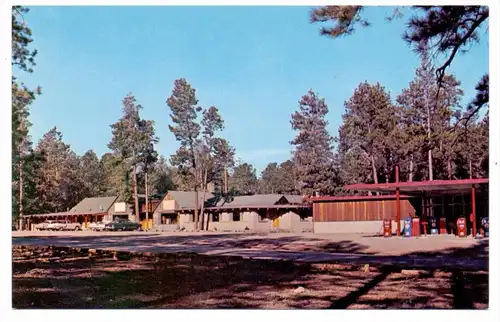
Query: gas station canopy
xmin=345 ymin=178 xmax=489 ymax=196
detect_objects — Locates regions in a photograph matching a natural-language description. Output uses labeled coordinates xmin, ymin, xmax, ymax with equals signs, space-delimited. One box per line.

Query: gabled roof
xmin=166 ymin=190 xmax=215 ymax=209
xmin=215 ymin=194 xmax=287 ymax=207
xmin=69 ymin=196 xmax=118 ymax=213
xmin=284 ymin=195 xmax=303 ymax=204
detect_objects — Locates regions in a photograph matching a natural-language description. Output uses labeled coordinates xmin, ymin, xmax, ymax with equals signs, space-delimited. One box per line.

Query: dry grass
xmin=12 ymin=245 xmax=488 ymax=309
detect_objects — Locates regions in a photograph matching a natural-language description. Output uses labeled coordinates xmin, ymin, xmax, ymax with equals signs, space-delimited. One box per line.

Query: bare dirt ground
xmin=12 ymin=245 xmax=488 ymax=309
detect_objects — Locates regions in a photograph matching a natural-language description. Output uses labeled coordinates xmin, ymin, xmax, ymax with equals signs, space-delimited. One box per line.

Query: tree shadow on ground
xmin=12 ymin=245 xmax=488 ymax=309
xmin=13 ymin=233 xmax=377 ymax=254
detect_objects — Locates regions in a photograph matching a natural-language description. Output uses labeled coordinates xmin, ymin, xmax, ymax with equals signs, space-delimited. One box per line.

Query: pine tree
xmin=167 ymin=78 xmax=203 ymax=229
xmin=291 ymin=90 xmax=338 ymax=196
xmin=34 ymin=127 xmax=83 ymax=213
xmin=108 ymin=93 xmax=156 ymax=221
xmin=229 ymin=162 xmax=258 ymax=195
xmin=396 ymin=54 xmax=463 ymax=181
xmin=12 ymin=6 xmax=41 ymax=228
xmin=258 ymin=160 xmax=298 ymax=195
xmin=79 ymin=150 xmax=106 ymax=197
xmin=148 ymin=156 xmax=176 ymax=195
xmin=338 ymin=82 xmax=399 ymax=188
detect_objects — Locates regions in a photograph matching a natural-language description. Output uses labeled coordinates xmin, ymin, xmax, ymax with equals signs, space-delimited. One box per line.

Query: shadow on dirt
xmin=12 ymin=243 xmax=489 ymax=309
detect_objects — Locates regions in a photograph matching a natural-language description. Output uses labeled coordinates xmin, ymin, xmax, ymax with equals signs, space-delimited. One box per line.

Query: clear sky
xmin=19 ymin=6 xmax=489 ymax=173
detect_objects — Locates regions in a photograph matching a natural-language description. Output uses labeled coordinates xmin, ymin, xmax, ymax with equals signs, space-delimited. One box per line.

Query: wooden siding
xmin=313 ymin=199 xmax=416 ymax=222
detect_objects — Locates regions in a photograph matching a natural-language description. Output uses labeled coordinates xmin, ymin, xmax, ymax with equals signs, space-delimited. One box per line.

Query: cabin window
xmin=212 ymin=213 xmax=219 ymax=222
xmin=164 ymin=214 xmax=178 ymax=225
xmin=233 ymin=213 xmax=241 ymax=222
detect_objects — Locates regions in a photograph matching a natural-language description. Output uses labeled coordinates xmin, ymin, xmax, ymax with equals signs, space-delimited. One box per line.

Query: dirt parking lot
xmin=12 ymin=245 xmax=488 ymax=309
xmin=12 ymin=230 xmax=488 ymax=257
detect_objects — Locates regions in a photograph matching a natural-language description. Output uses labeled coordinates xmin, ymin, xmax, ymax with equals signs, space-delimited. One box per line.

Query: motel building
xmin=21 ymin=191 xmax=313 ymax=233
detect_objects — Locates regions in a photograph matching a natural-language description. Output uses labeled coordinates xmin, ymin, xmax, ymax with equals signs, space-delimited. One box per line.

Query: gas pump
xmin=481 ymin=217 xmax=489 ymax=237
xmin=457 ymin=217 xmax=467 ymax=237
xmin=430 ymin=217 xmax=438 ymax=235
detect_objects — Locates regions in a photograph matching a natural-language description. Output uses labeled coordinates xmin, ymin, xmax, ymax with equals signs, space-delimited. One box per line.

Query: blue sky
xmin=19 ymin=6 xmax=489 ymax=173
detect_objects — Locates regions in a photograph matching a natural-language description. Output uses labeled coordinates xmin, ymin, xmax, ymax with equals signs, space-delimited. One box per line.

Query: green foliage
xmin=229 ymin=162 xmax=258 ymax=195
xmin=167 ymin=79 xmax=201 ymax=186
xmin=79 ymin=150 xmax=106 ymax=197
xmin=291 ymin=90 xmax=338 ymax=196
xmin=12 ymin=6 xmax=38 ymax=73
xmin=258 ymin=160 xmax=298 ymax=195
xmin=33 ymin=128 xmax=84 ymax=212
xmin=338 ymin=82 xmax=398 ymax=184
xmin=147 ymin=156 xmax=176 ymax=195
xmin=12 ymin=6 xmax=42 ymax=223
xmin=108 ymin=93 xmax=158 ymax=204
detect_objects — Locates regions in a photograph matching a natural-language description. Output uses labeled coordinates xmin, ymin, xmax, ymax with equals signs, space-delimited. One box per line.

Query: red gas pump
xmin=457 ymin=217 xmax=467 ymax=237
xmin=411 ymin=217 xmax=421 ymax=237
xmin=383 ymin=219 xmax=392 ymax=237
xmin=439 ymin=218 xmax=447 ymax=234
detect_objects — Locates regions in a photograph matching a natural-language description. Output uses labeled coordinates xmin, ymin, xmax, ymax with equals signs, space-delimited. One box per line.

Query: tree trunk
xmin=370 ymin=155 xmax=378 ymax=184
xmin=224 ymin=167 xmax=228 ymax=194
xmin=370 ymin=155 xmax=379 ymax=196
xmin=469 ymin=158 xmax=473 ymax=179
xmin=409 ymin=154 xmax=414 ymax=182
xmin=193 ymin=184 xmax=199 ymax=231
xmin=447 ymin=159 xmax=453 ymax=179
xmin=201 ymin=170 xmax=209 ymax=231
xmin=145 ymin=170 xmax=149 ymax=231
xmin=132 ymin=165 xmax=140 ymax=223
xmin=426 ymin=94 xmax=433 ymax=181
xmin=18 ymin=157 xmax=23 ymax=231
xmin=201 ymin=171 xmax=210 ymax=230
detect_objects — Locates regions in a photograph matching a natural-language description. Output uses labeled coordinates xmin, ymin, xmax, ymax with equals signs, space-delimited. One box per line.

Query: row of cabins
xmin=23 ymin=192 xmax=312 ymax=233
xmin=22 ymin=178 xmax=488 ymax=235
xmin=21 ymin=191 xmax=418 ymax=234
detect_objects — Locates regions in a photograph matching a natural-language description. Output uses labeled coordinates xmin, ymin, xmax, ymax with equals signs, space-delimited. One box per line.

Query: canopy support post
xmin=396 ymin=165 xmax=401 ymax=237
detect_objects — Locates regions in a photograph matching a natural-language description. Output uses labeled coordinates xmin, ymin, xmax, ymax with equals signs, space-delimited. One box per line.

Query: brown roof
xmin=215 ymin=194 xmax=288 ymax=207
xmin=165 ymin=190 xmax=215 ymax=209
xmin=70 ymin=196 xmax=118 ymax=213
xmin=24 ymin=210 xmax=108 ymax=218
xmin=308 ymin=194 xmax=414 ymax=202
xmin=284 ymin=195 xmax=304 ymax=204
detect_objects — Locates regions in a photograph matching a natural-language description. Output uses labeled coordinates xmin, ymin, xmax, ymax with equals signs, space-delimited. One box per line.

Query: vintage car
xmin=46 ymin=220 xmax=60 ymax=231
xmin=33 ymin=221 xmax=51 ymax=231
xmin=87 ymin=221 xmax=109 ymax=231
xmin=104 ymin=218 xmax=141 ymax=231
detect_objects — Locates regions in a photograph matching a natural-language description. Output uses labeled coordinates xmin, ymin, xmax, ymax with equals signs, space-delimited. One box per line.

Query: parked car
xmin=88 ymin=221 xmax=109 ymax=231
xmin=46 ymin=220 xmax=60 ymax=231
xmin=62 ymin=221 xmax=82 ymax=231
xmin=104 ymin=218 xmax=141 ymax=231
xmin=34 ymin=221 xmax=49 ymax=231
xmin=45 ymin=220 xmax=82 ymax=231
